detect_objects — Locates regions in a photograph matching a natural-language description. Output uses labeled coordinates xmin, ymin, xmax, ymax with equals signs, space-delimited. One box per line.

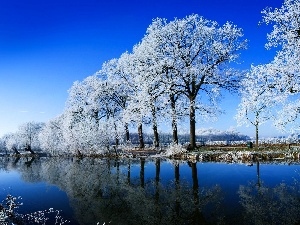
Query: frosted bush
xmin=0 ymin=194 xmax=69 ymax=225
xmin=165 ymin=143 xmax=187 ymax=156
xmin=120 ymin=141 xmax=133 ymax=152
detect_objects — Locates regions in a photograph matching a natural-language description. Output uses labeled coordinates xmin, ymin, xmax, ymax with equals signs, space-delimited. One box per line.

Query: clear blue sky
xmin=0 ymin=0 xmax=285 ymax=138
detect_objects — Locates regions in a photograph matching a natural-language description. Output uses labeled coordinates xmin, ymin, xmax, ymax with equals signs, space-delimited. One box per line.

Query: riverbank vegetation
xmin=0 ymin=194 xmax=69 ymax=225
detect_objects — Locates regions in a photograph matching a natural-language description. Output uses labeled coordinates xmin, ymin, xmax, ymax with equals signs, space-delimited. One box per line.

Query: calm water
xmin=0 ymin=157 xmax=300 ymax=225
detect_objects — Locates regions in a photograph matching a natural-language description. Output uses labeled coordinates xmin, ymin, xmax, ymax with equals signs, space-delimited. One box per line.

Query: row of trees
xmin=61 ymin=14 xmax=247 ymax=151
xmin=0 ymin=122 xmax=44 ymax=153
xmin=0 ymin=120 xmax=247 ymax=155
xmin=64 ymin=0 xmax=300 ymax=150
xmin=1 ymin=0 xmax=299 ymax=153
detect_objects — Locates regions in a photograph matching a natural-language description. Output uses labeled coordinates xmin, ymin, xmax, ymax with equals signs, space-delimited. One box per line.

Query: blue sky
xmin=0 ymin=0 xmax=285 ymax=138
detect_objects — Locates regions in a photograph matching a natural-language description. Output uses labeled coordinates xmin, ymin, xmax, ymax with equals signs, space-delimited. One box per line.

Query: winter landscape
xmin=1 ymin=0 xmax=300 ymax=224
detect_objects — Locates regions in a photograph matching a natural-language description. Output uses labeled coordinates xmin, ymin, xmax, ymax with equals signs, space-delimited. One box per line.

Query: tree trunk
xmin=151 ymin=104 xmax=160 ymax=147
xmin=189 ymin=99 xmax=196 ymax=150
xmin=138 ymin=123 xmax=145 ymax=148
xmin=172 ymin=121 xmax=178 ymax=145
xmin=125 ymin=123 xmax=130 ymax=142
xmin=114 ymin=122 xmax=119 ymax=146
xmin=153 ymin=124 xmax=159 ymax=148
xmin=255 ymin=123 xmax=259 ymax=148
xmin=76 ymin=150 xmax=83 ymax=158
xmin=93 ymin=110 xmax=99 ymax=124
xmin=172 ymin=122 xmax=178 ymax=144
xmin=12 ymin=146 xmax=20 ymax=155
xmin=170 ymin=94 xmax=178 ymax=144
xmin=25 ymin=143 xmax=35 ymax=154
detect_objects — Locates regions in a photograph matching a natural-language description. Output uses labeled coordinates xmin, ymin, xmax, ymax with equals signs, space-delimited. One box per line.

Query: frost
xmin=165 ymin=143 xmax=187 ymax=156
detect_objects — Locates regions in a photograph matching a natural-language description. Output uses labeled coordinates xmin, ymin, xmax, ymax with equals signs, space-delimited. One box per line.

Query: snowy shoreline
xmin=2 ymin=146 xmax=300 ymax=165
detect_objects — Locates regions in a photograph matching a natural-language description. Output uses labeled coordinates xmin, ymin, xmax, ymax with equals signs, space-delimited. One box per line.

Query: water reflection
xmin=1 ymin=157 xmax=300 ymax=224
xmin=238 ymin=161 xmax=300 ymax=225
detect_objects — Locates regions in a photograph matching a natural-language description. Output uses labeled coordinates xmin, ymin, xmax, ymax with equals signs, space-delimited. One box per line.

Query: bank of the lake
xmin=2 ymin=144 xmax=300 ymax=164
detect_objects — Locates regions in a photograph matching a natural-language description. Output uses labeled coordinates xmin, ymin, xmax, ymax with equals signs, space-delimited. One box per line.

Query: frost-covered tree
xmin=144 ymin=14 xmax=247 ymax=149
xmin=260 ymin=0 xmax=300 ymax=130
xmin=63 ymin=77 xmax=101 ymax=153
xmin=127 ymin=40 xmax=172 ymax=147
xmin=262 ymin=0 xmax=300 ymax=49
xmin=64 ymin=76 xmax=118 ymax=153
xmin=18 ymin=121 xmax=45 ymax=151
xmin=91 ymin=76 xmax=126 ymax=147
xmin=64 ymin=77 xmax=101 ymax=153
xmin=64 ymin=75 xmax=126 ymax=154
xmin=0 ymin=138 xmax=5 ymax=153
xmin=39 ymin=115 xmax=66 ymax=155
xmin=0 ymin=123 xmax=44 ymax=154
xmin=137 ymin=22 xmax=189 ymax=145
xmin=108 ymin=52 xmax=153 ymax=148
xmin=99 ymin=58 xmax=132 ymax=143
xmin=1 ymin=133 xmax=20 ymax=152
xmin=236 ymin=65 xmax=283 ymax=147
xmin=267 ymin=47 xmax=300 ymax=130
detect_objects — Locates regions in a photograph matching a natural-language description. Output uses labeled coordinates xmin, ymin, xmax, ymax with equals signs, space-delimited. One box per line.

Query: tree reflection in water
xmin=1 ymin=157 xmax=224 ymax=225
xmin=238 ymin=161 xmax=300 ymax=225
xmin=2 ymin=157 xmax=300 ymax=224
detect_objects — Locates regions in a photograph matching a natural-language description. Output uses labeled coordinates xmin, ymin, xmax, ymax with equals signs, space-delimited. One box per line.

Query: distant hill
xmin=128 ymin=129 xmax=250 ymax=145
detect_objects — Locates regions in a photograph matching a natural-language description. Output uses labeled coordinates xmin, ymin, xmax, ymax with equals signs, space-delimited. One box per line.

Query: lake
xmin=0 ymin=156 xmax=300 ymax=224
